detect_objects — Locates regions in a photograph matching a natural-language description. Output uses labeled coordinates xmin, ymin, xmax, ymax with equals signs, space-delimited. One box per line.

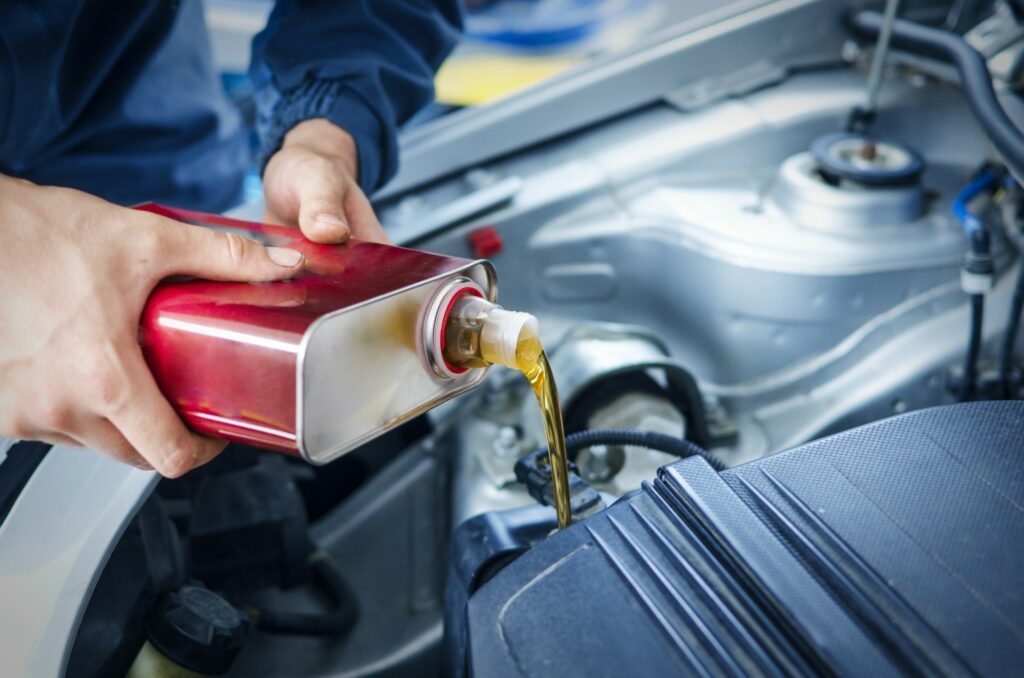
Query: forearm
xmin=250 ymin=0 xmax=462 ymax=193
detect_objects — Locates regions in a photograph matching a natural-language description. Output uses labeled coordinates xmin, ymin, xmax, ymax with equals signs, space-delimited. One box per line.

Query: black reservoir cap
xmin=145 ymin=585 xmax=247 ymax=675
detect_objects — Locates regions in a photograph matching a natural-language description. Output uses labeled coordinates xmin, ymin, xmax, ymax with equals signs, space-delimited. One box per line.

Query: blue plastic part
xmin=445 ymin=504 xmax=557 ymax=678
xmin=462 ymin=401 xmax=1024 ymax=676
xmin=953 ymin=169 xmax=998 ymax=253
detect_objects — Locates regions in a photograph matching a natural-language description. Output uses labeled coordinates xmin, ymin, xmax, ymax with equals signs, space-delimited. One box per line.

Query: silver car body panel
xmin=0 ymin=442 xmax=157 ymax=676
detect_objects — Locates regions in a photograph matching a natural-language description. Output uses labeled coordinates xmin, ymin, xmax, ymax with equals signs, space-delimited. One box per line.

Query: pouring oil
xmin=513 ymin=334 xmax=572 ymax=529
xmin=443 ymin=296 xmax=573 ymax=528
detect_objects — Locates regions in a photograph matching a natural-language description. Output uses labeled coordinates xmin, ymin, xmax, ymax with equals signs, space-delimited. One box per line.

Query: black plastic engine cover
xmin=465 ymin=401 xmax=1024 ymax=676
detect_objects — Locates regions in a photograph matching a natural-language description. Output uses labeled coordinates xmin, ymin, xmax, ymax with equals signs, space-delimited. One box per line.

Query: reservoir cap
xmin=145 ymin=585 xmax=247 ymax=675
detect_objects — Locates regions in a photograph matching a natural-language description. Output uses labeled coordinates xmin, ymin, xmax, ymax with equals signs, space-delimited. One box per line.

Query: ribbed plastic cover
xmin=466 ymin=401 xmax=1024 ymax=676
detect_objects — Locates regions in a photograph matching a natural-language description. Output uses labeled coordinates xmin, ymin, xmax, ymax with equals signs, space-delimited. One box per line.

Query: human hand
xmin=0 ymin=175 xmax=306 ymax=476
xmin=262 ymin=119 xmax=389 ymax=244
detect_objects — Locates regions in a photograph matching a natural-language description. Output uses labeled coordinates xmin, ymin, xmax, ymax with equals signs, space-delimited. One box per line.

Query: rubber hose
xmin=252 ymin=550 xmax=359 ymax=637
xmin=1000 ymin=262 xmax=1024 ymax=397
xmin=963 ymin=294 xmax=985 ymax=401
xmin=1009 ymin=0 xmax=1024 ymax=21
xmin=563 ymin=428 xmax=726 ymax=471
xmin=850 ymin=11 xmax=1024 ymax=183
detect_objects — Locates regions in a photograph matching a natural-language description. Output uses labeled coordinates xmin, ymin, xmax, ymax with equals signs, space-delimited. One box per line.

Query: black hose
xmin=250 ymin=550 xmax=359 ymax=637
xmin=563 ymin=428 xmax=726 ymax=472
xmin=1000 ymin=261 xmax=1024 ymax=397
xmin=850 ymin=11 xmax=1024 ymax=182
xmin=962 ymin=294 xmax=985 ymax=401
xmin=1009 ymin=0 xmax=1024 ymax=23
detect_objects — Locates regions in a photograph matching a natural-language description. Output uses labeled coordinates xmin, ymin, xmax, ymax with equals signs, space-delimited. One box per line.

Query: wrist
xmin=281 ymin=119 xmax=359 ymax=180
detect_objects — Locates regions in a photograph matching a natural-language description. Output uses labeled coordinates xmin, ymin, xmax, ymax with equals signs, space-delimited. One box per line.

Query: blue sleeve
xmin=249 ymin=0 xmax=462 ymax=194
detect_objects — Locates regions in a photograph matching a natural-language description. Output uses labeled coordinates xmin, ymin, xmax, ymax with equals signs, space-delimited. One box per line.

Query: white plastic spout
xmin=480 ymin=308 xmax=540 ymax=370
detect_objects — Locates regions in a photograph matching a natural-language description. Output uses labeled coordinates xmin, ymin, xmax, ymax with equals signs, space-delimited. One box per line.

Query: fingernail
xmin=267 ymin=246 xmax=304 ymax=268
xmin=315 ymin=213 xmax=345 ymax=226
xmin=314 ymin=213 xmax=347 ymax=231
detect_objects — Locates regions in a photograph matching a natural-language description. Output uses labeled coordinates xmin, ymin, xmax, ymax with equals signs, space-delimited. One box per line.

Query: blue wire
xmin=953 ymin=169 xmax=998 ymax=252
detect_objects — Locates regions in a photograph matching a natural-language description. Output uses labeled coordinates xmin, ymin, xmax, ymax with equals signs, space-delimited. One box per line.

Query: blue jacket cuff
xmin=258 ymin=78 xmax=390 ymax=194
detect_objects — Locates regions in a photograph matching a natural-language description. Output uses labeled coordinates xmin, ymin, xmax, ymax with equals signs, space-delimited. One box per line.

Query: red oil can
xmin=138 ymin=205 xmax=496 ymax=464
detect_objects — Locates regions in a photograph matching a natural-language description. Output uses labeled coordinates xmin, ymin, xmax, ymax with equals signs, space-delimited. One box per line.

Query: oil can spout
xmin=438 ymin=293 xmax=539 ymax=374
xmin=480 ymin=308 xmax=539 ymax=370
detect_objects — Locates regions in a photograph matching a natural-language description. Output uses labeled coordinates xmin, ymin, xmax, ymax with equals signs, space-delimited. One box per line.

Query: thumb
xmin=155 ymin=218 xmax=305 ymax=282
xmin=295 ymin=168 xmax=351 ymax=244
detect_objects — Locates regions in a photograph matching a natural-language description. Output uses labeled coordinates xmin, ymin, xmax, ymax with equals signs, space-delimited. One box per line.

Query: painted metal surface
xmin=0 ymin=442 xmax=157 ymax=677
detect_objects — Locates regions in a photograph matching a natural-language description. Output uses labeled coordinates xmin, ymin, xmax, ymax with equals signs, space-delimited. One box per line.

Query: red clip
xmin=467 ymin=226 xmax=503 ymax=259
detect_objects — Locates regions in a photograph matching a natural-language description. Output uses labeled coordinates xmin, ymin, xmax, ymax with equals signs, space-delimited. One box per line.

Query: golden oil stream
xmin=442 ymin=298 xmax=572 ymax=529
xmin=515 ymin=334 xmax=572 ymax=529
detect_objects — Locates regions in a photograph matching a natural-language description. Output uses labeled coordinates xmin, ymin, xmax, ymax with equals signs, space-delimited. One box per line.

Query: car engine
xmin=4 ymin=0 xmax=1024 ymax=676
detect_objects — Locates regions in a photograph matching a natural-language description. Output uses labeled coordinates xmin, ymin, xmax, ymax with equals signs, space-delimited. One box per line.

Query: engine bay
xmin=13 ymin=0 xmax=1024 ymax=675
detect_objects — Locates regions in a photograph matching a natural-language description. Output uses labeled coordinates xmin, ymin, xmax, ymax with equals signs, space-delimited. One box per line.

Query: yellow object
xmin=126 ymin=641 xmax=204 ymax=678
xmin=515 ymin=334 xmax=572 ymax=530
xmin=435 ymin=54 xmax=581 ymax=106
